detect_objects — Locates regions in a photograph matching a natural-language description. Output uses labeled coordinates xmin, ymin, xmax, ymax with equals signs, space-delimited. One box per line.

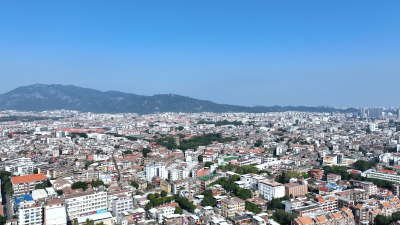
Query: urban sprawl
xmin=1 ymin=109 xmax=400 ymax=225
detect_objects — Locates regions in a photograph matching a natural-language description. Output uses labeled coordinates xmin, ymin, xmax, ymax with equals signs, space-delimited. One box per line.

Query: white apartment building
xmin=111 ymin=195 xmax=133 ymax=216
xmin=18 ymin=202 xmax=43 ymax=225
xmin=5 ymin=157 xmax=35 ymax=176
xmin=168 ymin=169 xmax=187 ymax=181
xmin=64 ymin=190 xmax=108 ymax=220
xmin=45 ymin=207 xmax=67 ymax=225
xmin=258 ymin=179 xmax=285 ymax=200
xmin=362 ymin=169 xmax=400 ymax=183
xmin=145 ymin=164 xmax=166 ymax=182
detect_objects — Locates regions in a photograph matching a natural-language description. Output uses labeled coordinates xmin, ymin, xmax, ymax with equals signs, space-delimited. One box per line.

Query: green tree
xmin=71 ymin=181 xmax=88 ymax=190
xmin=131 ymin=180 xmax=139 ymax=189
xmin=35 ymin=180 xmax=50 ymax=189
xmin=201 ymin=190 xmax=215 ymax=206
xmin=161 ymin=190 xmax=167 ymax=197
xmin=84 ymin=161 xmax=94 ymax=170
xmin=142 ymin=148 xmax=152 ymax=157
xmin=353 ymin=160 xmax=373 ymax=172
xmin=391 ymin=211 xmax=400 ymax=222
xmin=91 ymin=180 xmax=104 ymax=188
xmin=254 ymin=139 xmax=263 ymax=148
xmin=56 ymin=190 xmax=64 ymax=196
xmin=145 ymin=202 xmax=153 ymax=210
xmin=245 ymin=201 xmax=262 ymax=214
xmin=5 ymin=182 xmax=13 ymax=196
xmin=237 ymin=188 xmax=252 ymax=200
xmin=198 ymin=155 xmax=203 ymax=162
xmin=374 ymin=215 xmax=390 ymax=225
xmin=174 ymin=207 xmax=183 ymax=214
xmin=272 ymin=209 xmax=298 ymax=225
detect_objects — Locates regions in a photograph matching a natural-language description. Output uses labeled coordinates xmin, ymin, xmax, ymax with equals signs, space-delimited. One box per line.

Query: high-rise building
xmin=397 ymin=108 xmax=400 ymax=120
xmin=145 ymin=164 xmax=166 ymax=182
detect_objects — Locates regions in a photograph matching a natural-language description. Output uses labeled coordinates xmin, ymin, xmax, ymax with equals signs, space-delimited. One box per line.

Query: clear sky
xmin=0 ymin=1 xmax=399 ymax=107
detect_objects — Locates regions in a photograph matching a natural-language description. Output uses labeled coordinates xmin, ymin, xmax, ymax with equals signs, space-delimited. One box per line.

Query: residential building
xmin=145 ymin=164 xmax=166 ymax=182
xmin=284 ymin=181 xmax=308 ymax=198
xmin=258 ymin=179 xmax=285 ymax=200
xmin=64 ymin=190 xmax=108 ymax=220
xmin=11 ymin=174 xmax=47 ymax=196
xmin=221 ymin=197 xmax=245 ymax=218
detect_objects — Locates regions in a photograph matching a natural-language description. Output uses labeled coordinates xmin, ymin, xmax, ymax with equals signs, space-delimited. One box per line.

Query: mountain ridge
xmin=0 ymin=84 xmax=359 ymax=114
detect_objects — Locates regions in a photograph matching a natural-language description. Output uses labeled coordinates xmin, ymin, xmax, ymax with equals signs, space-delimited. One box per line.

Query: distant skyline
xmin=0 ymin=1 xmax=399 ymax=108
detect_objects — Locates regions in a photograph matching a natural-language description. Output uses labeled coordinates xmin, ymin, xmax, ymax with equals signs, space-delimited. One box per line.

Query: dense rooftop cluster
xmin=0 ymin=109 xmax=400 ymax=225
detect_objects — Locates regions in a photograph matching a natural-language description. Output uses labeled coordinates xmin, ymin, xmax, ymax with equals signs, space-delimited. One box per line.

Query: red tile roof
xmin=11 ymin=173 xmax=47 ymax=184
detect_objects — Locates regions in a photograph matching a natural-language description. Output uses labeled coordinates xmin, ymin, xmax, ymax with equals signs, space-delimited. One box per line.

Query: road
xmin=111 ymin=151 xmax=122 ymax=188
xmin=1 ymin=181 xmax=14 ymax=220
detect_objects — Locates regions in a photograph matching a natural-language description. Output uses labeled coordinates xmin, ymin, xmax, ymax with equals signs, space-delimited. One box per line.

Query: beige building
xmin=160 ymin=179 xmax=172 ymax=193
xmin=221 ymin=197 xmax=245 ymax=218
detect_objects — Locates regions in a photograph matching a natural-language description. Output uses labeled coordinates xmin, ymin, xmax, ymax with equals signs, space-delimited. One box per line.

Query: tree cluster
xmin=201 ymin=190 xmax=215 ymax=207
xmin=245 ymin=201 xmax=262 ymax=214
xmin=91 ymin=180 xmax=105 ymax=188
xmin=275 ymin=171 xmax=309 ymax=184
xmin=155 ymin=133 xmax=237 ymax=151
xmin=212 ymin=176 xmax=252 ymax=200
xmin=142 ymin=148 xmax=152 ymax=157
xmin=353 ymin=160 xmax=375 ymax=172
xmin=374 ymin=212 xmax=400 ymax=225
xmin=146 ymin=193 xmax=175 ymax=209
xmin=218 ymin=164 xmax=258 ymax=174
xmin=0 ymin=170 xmax=13 ymax=196
xmin=70 ymin=132 xmax=88 ymax=138
xmin=268 ymin=196 xmax=290 ymax=210
xmin=35 ymin=179 xmax=52 ymax=189
xmin=71 ymin=181 xmax=88 ymax=191
xmin=197 ymin=120 xmax=243 ymax=126
xmin=271 ymin=209 xmax=298 ymax=225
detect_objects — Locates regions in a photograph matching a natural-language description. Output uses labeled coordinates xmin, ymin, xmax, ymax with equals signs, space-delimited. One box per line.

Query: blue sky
xmin=0 ymin=1 xmax=399 ymax=107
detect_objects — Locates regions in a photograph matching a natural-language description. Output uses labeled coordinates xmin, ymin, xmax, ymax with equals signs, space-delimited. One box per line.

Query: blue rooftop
xmin=14 ymin=194 xmax=34 ymax=208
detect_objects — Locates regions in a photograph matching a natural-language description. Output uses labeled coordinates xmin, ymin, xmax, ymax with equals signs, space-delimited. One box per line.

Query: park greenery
xmin=155 ymin=133 xmax=237 ymax=151
xmin=197 ymin=120 xmax=243 ymax=126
